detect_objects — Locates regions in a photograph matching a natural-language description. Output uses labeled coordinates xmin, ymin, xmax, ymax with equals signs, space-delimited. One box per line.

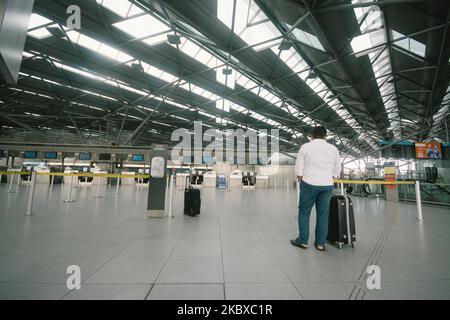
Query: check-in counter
xmin=78 ymin=168 xmax=93 ymax=186
xmin=256 ymin=175 xmax=269 ymax=188
xmin=35 ymin=168 xmax=50 ymax=184
xmin=120 ymin=171 xmax=136 ymax=185
xmin=92 ymin=170 xmax=108 ymax=185
xmin=176 ymin=173 xmax=189 ymax=188
xmin=63 ymin=170 xmax=79 ymax=184
xmin=203 ymin=171 xmax=216 ymax=187
xmin=190 ymin=170 xmax=204 ymax=188
xmin=242 ymin=171 xmax=256 ymax=190
xmin=135 ymin=169 xmax=149 ymax=186
xmin=230 ymin=170 xmax=243 ymax=188
xmin=20 ymin=166 xmax=33 ymax=184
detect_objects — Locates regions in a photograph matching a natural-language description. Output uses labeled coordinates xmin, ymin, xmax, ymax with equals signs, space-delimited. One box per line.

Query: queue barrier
xmin=0 ymin=171 xmax=152 ymax=217
xmin=293 ymin=179 xmax=423 ymax=221
xmin=334 ymin=179 xmax=415 ymax=185
xmin=1 ymin=172 xmax=424 ymax=221
xmin=0 ymin=171 xmax=150 ymax=179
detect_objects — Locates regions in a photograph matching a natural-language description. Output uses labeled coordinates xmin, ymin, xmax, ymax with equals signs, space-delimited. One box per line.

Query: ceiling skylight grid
xmin=218 ymin=0 xmax=374 ymax=149
xmin=352 ymin=0 xmax=402 ymax=140
xmin=25 ymin=2 xmax=365 ymax=152
xmin=429 ymin=85 xmax=450 ymax=138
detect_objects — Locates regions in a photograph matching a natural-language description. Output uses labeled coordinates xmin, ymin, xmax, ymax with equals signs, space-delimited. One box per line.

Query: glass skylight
xmin=27 ymin=13 xmax=53 ymax=39
xmin=217 ymin=0 xmax=373 ymax=149
xmin=429 ymin=84 xmax=450 ymax=137
xmin=66 ymin=30 xmax=134 ymax=63
xmin=95 ymin=0 xmax=304 ymax=139
xmin=28 ymin=13 xmax=52 ymax=29
xmin=96 ymin=0 xmax=144 ymax=18
xmin=391 ymin=30 xmax=426 ymax=58
xmin=113 ymin=14 xmax=171 ymax=46
xmin=27 ymin=6 xmax=316 ymax=146
xmin=289 ymin=27 xmax=325 ymax=51
xmin=218 ymin=0 xmax=282 ymax=48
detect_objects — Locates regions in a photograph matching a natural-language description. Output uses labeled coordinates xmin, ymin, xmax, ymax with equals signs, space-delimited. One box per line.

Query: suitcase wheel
xmin=337 ymin=243 xmax=342 ymax=249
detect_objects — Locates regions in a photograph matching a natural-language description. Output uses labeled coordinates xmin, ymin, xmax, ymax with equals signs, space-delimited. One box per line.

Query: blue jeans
xmin=298 ymin=181 xmax=334 ymax=246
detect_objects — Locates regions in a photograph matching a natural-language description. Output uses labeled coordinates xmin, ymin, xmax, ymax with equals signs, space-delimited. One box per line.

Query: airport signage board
xmin=415 ymin=142 xmax=442 ymax=159
xmin=383 ymin=162 xmax=396 ymax=190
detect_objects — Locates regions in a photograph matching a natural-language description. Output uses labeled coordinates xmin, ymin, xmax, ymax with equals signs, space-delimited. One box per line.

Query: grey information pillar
xmin=146 ymin=145 xmax=168 ymax=218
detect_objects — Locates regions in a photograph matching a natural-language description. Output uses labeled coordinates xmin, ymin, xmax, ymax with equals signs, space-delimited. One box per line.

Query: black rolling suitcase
xmin=184 ymin=187 xmax=201 ymax=217
xmin=327 ymin=195 xmax=356 ymax=249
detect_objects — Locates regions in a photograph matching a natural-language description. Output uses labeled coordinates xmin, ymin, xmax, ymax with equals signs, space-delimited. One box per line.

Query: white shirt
xmin=295 ymin=139 xmax=341 ymax=186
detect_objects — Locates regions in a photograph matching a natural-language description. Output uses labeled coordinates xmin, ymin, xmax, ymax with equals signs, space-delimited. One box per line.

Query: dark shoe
xmin=314 ymin=244 xmax=326 ymax=251
xmin=291 ymin=239 xmax=308 ymax=249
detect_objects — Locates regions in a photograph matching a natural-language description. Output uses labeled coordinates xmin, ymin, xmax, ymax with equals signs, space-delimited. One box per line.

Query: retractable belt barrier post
xmin=8 ymin=172 xmax=15 ymax=193
xmin=64 ymin=175 xmax=76 ymax=203
xmin=0 ymin=171 xmax=151 ymax=216
xmin=26 ymin=172 xmax=37 ymax=216
xmin=94 ymin=176 xmax=103 ymax=199
xmin=415 ymin=181 xmax=423 ymax=221
xmin=167 ymin=174 xmax=174 ymax=218
xmin=116 ymin=177 xmax=121 ymax=194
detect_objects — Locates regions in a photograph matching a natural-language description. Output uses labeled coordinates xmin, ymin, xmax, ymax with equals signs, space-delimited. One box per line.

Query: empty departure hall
xmin=0 ymin=0 xmax=449 ymax=302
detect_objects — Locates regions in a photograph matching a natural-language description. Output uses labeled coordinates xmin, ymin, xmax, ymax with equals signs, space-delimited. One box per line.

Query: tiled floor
xmin=0 ymin=182 xmax=449 ymax=300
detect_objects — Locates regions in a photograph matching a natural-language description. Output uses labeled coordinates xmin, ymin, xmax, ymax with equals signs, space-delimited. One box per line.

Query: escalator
xmin=419 ymin=183 xmax=450 ymax=206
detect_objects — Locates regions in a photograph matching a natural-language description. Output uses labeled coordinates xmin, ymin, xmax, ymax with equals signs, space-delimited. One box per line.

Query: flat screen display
xmin=24 ymin=151 xmax=37 ymax=159
xmin=99 ymin=153 xmax=111 ymax=161
xmin=132 ymin=154 xmax=144 ymax=162
xmin=415 ymin=142 xmax=442 ymax=160
xmin=44 ymin=152 xmax=58 ymax=159
xmin=79 ymin=152 xmax=92 ymax=161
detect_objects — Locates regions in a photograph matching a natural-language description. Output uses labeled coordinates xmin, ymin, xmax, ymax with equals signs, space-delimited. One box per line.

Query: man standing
xmin=291 ymin=126 xmax=341 ymax=251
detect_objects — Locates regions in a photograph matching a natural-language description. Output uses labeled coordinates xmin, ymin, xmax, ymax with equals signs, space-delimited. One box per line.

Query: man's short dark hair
xmin=313 ymin=126 xmax=327 ymax=139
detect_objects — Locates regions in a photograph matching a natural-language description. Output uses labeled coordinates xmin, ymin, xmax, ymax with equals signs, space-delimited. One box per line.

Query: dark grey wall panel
xmin=0 ymin=0 xmax=34 ymax=84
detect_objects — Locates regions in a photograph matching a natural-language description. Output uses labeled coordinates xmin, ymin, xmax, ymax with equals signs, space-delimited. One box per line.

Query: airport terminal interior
xmin=0 ymin=0 xmax=449 ymax=300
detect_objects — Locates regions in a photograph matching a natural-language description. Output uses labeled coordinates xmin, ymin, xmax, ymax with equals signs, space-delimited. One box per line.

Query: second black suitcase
xmin=327 ymin=195 xmax=356 ymax=249
xmin=184 ymin=187 xmax=201 ymax=217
